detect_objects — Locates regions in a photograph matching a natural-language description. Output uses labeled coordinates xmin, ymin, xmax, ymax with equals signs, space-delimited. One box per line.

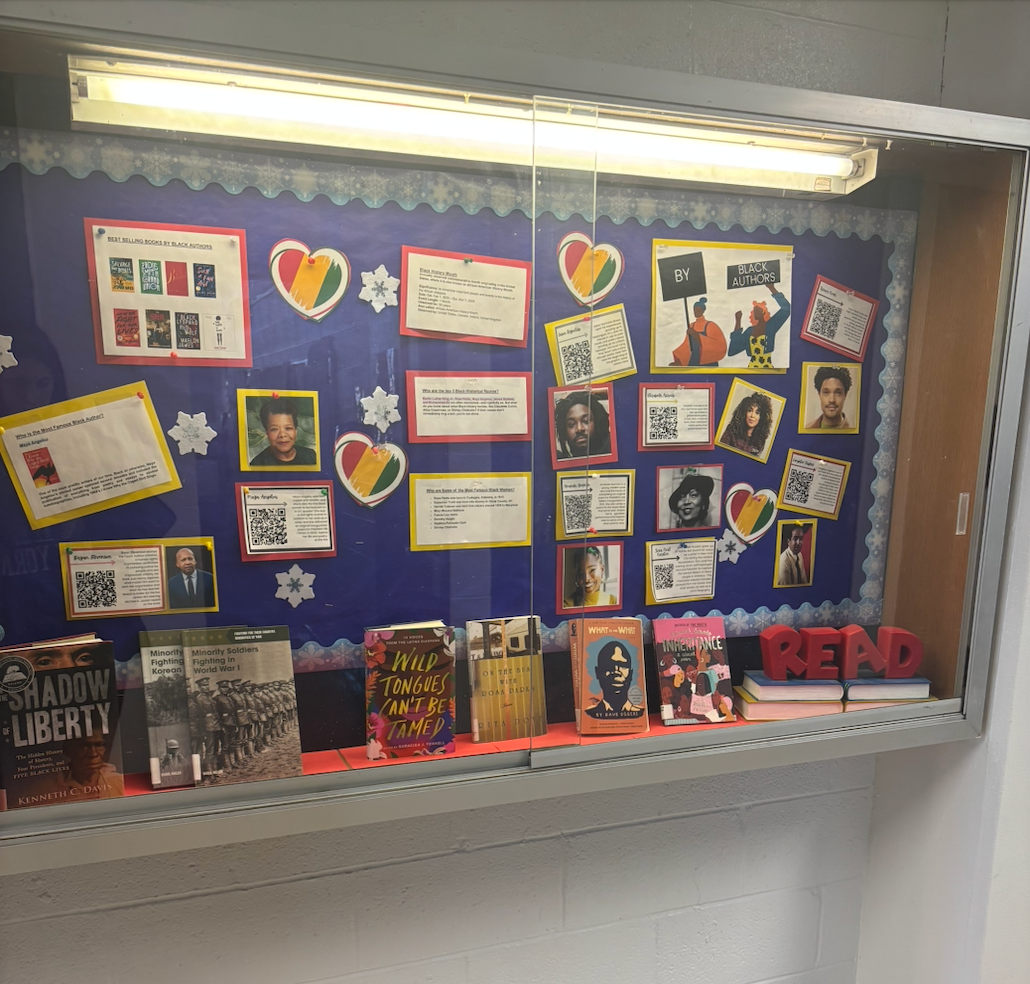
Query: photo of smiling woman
xmin=238 ymin=389 xmax=320 ymax=472
xmin=657 ymin=465 xmax=723 ymax=532
xmin=714 ymin=379 xmax=786 ymax=464
xmin=559 ymin=542 xmax=622 ymax=612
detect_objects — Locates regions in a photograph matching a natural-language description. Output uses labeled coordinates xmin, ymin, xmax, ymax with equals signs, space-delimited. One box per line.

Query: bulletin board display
xmin=0 ymin=127 xmax=913 ymax=670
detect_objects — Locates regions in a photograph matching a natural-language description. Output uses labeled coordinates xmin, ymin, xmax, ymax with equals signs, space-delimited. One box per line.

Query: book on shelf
xmin=843 ymin=676 xmax=931 ymax=701
xmin=182 ymin=625 xmax=302 ymax=787
xmin=652 ymin=616 xmax=735 ymax=725
xmin=0 ymin=635 xmax=123 ymax=810
xmin=844 ymin=697 xmax=937 ymax=712
xmin=139 ymin=628 xmax=195 ymax=789
xmin=733 ymin=686 xmax=842 ymax=721
xmin=741 ymin=671 xmax=844 ymax=702
xmin=364 ymin=621 xmax=456 ymax=758
xmin=466 ymin=616 xmax=547 ymax=743
xmin=570 ymin=617 xmax=649 ymax=736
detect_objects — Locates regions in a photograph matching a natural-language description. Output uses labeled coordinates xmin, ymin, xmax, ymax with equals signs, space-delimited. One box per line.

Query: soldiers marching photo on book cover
xmin=183 ymin=626 xmax=301 ymax=786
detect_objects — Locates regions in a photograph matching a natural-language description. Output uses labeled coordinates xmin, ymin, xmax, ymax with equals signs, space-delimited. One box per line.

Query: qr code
xmin=563 ymin=493 xmax=592 ymax=531
xmin=784 ymin=468 xmax=814 ymax=504
xmin=248 ymin=507 xmax=288 ymax=547
xmin=647 ymin=406 xmax=678 ymax=442
xmin=560 ymin=340 xmax=593 ymax=382
xmin=807 ymin=298 xmax=842 ymax=340
xmin=653 ymin=563 xmax=675 ymax=590
xmin=74 ymin=570 xmax=117 ymax=609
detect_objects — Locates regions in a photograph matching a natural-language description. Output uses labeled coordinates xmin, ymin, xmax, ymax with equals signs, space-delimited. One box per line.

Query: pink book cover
xmin=652 ymin=616 xmax=735 ymax=725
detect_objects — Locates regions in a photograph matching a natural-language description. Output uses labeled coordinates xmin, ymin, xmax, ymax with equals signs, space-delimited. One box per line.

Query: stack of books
xmin=733 ymin=671 xmax=843 ymax=720
xmin=842 ymin=675 xmax=932 ymax=711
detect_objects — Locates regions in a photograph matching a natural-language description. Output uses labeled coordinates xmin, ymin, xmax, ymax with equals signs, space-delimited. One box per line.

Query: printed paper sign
xmin=236 ymin=483 xmax=336 ymax=561
xmin=777 ymin=449 xmax=851 ymax=520
xmin=59 ymin=537 xmax=218 ymax=619
xmin=645 ymin=538 xmax=717 ymax=605
xmin=406 ymin=371 xmax=531 ymax=442
xmin=651 ymin=240 xmax=793 ymax=373
xmin=400 ymin=246 xmax=531 ymax=347
xmin=556 ymin=470 xmax=635 ymax=539
xmin=545 ymin=304 xmax=637 ymax=386
xmin=409 ymin=473 xmax=531 ymax=550
xmin=800 ymin=276 xmax=879 ymax=360
xmin=84 ymin=219 xmax=251 ymax=366
xmin=638 ymin=383 xmax=715 ymax=451
xmin=0 ymin=382 xmax=180 ymax=529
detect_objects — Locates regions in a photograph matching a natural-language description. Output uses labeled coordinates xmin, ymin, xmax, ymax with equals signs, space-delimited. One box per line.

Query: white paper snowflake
xmin=166 ymin=411 xmax=217 ymax=455
xmin=0 ymin=334 xmax=17 ymax=373
xmin=717 ymin=528 xmax=747 ymax=564
xmin=358 ymin=264 xmax=400 ymax=313
xmin=275 ymin=564 xmax=316 ymax=608
xmin=360 ymin=385 xmax=401 ymax=434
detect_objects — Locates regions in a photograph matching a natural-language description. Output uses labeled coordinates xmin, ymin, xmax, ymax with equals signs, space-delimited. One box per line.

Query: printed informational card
xmin=84 ymin=218 xmax=251 ymax=366
xmin=778 ymin=449 xmax=851 ymax=520
xmin=400 ymin=246 xmax=531 ymax=347
xmin=799 ymin=276 xmax=879 ymax=360
xmin=645 ymin=538 xmax=718 ymax=605
xmin=235 ymin=482 xmax=336 ymax=561
xmin=545 ymin=304 xmax=637 ymax=386
xmin=409 ymin=473 xmax=531 ymax=550
xmin=638 ymin=383 xmax=715 ymax=451
xmin=0 ymin=382 xmax=180 ymax=529
xmin=651 ymin=240 xmax=793 ymax=373
xmin=406 ymin=371 xmax=531 ymax=443
xmin=556 ymin=470 xmax=635 ymax=539
xmin=59 ymin=537 xmax=218 ymax=619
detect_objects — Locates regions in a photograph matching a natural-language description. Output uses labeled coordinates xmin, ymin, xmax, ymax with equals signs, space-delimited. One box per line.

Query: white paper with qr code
xmin=551 ymin=305 xmax=636 ymax=385
xmin=66 ymin=545 xmax=165 ymax=616
xmin=803 ymin=279 xmax=875 ymax=357
xmin=558 ymin=471 xmax=632 ymax=537
xmin=780 ymin=452 xmax=848 ymax=516
xmin=648 ymin=539 xmax=717 ymax=603
xmin=643 ymin=387 xmax=710 ymax=446
xmin=242 ymin=486 xmax=333 ymax=555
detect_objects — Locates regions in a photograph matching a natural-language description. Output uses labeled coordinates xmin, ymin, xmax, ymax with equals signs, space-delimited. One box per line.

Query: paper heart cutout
xmin=333 ymin=432 xmax=406 ymax=508
xmin=557 ymin=232 xmax=624 ymax=306
xmin=269 ymin=239 xmax=350 ymax=321
xmin=724 ymin=482 xmax=778 ymax=544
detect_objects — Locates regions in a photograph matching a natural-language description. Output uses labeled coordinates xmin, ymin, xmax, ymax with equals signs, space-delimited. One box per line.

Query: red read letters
xmin=759 ymin=624 xmax=923 ymax=680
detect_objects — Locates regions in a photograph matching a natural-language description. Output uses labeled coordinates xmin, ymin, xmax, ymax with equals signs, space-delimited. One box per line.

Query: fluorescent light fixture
xmin=69 ymin=55 xmax=877 ymax=195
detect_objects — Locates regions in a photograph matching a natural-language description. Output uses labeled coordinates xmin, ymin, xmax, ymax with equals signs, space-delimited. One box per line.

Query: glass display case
xmin=0 ymin=25 xmax=1025 ymax=872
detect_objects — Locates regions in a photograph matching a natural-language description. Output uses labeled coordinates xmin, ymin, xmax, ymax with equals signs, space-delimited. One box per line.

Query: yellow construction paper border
xmin=797 ymin=362 xmax=862 ymax=434
xmin=0 ymin=381 xmax=180 ymax=530
xmin=644 ymin=537 xmax=717 ymax=605
xmin=777 ymin=449 xmax=852 ymax=520
xmin=772 ymin=518 xmax=819 ymax=589
xmin=714 ymin=378 xmax=788 ymax=464
xmin=409 ymin=472 xmax=532 ymax=551
xmin=237 ymin=388 xmax=321 ymax=472
xmin=544 ymin=303 xmax=637 ymax=386
xmin=555 ymin=469 xmax=635 ymax=540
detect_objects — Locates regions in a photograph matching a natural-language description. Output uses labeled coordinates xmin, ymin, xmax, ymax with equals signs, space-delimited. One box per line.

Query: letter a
xmin=839 ymin=625 xmax=886 ymax=679
xmin=759 ymin=626 xmax=806 ymax=680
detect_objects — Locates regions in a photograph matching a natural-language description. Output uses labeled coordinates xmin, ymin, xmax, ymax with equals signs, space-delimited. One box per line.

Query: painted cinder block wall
xmin=0 ymin=3 xmax=1028 ymax=983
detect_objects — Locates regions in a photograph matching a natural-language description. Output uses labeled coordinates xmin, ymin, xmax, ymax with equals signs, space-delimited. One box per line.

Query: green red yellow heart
xmin=269 ymin=239 xmax=350 ymax=321
xmin=557 ymin=232 xmax=624 ymax=306
xmin=725 ymin=482 xmax=778 ymax=543
xmin=333 ymin=432 xmax=406 ymax=508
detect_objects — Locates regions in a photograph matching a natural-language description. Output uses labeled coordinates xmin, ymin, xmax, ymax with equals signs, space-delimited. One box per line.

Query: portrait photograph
xmin=557 ymin=542 xmax=623 ymax=613
xmin=714 ymin=378 xmax=787 ymax=464
xmin=163 ymin=542 xmax=218 ymax=611
xmin=238 ymin=389 xmax=320 ymax=472
xmin=656 ymin=464 xmax=723 ymax=533
xmin=548 ymin=383 xmax=619 ymax=470
xmin=798 ymin=362 xmax=862 ymax=434
xmin=773 ymin=519 xmax=817 ymax=589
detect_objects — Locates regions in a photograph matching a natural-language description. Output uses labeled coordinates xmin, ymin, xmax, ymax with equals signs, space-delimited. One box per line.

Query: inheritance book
xmin=466 ymin=616 xmax=547 ymax=743
xmin=139 ymin=628 xmax=195 ymax=788
xmin=182 ymin=625 xmax=302 ymax=787
xmin=652 ymin=616 xmax=735 ymax=724
xmin=733 ymin=687 xmax=842 ymax=721
xmin=570 ymin=617 xmax=649 ymax=736
xmin=364 ymin=621 xmax=456 ymax=758
xmin=0 ymin=635 xmax=123 ymax=810
xmin=741 ymin=671 xmax=844 ymax=701
xmin=843 ymin=677 xmax=931 ymax=701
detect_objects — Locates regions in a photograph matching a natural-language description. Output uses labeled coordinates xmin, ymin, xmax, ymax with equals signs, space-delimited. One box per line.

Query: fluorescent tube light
xmin=68 ymin=55 xmax=877 ymax=195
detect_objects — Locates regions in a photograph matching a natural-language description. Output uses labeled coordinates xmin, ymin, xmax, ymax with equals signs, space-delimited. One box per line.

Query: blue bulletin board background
xmin=0 ymin=128 xmax=915 ymax=679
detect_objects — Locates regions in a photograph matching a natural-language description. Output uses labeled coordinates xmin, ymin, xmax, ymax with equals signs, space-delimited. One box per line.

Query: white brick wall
xmin=0 ymin=758 xmax=873 ymax=984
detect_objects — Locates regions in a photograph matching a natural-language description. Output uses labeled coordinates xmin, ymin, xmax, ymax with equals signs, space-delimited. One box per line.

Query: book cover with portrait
xmin=652 ymin=617 xmax=735 ymax=725
xmin=0 ymin=636 xmax=123 ymax=810
xmin=364 ymin=622 xmax=455 ymax=758
xmin=466 ymin=616 xmax=547 ymax=743
xmin=572 ymin=618 xmax=649 ymax=736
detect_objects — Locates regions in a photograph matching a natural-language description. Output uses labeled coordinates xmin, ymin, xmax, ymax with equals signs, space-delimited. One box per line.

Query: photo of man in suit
xmin=167 ymin=546 xmax=215 ymax=608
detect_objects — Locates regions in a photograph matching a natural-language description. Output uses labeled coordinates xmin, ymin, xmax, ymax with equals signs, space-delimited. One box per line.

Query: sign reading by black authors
xmin=726 ymin=259 xmax=781 ymax=290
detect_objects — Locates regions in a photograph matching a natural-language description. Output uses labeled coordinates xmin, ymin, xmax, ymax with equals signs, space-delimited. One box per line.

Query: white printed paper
xmin=647 ymin=539 xmax=717 ymax=603
xmin=641 ymin=386 xmax=711 ymax=447
xmin=547 ymin=304 xmax=636 ymax=386
xmin=410 ymin=473 xmax=531 ymax=550
xmin=241 ymin=485 xmax=334 ymax=557
xmin=557 ymin=471 xmax=633 ymax=537
xmin=409 ymin=373 xmax=530 ymax=440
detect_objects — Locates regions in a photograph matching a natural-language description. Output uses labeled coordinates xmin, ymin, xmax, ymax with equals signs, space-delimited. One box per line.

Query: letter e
xmin=759 ymin=626 xmax=806 ymax=680
xmin=799 ymin=628 xmax=841 ymax=680
xmin=877 ymin=627 xmax=923 ymax=678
